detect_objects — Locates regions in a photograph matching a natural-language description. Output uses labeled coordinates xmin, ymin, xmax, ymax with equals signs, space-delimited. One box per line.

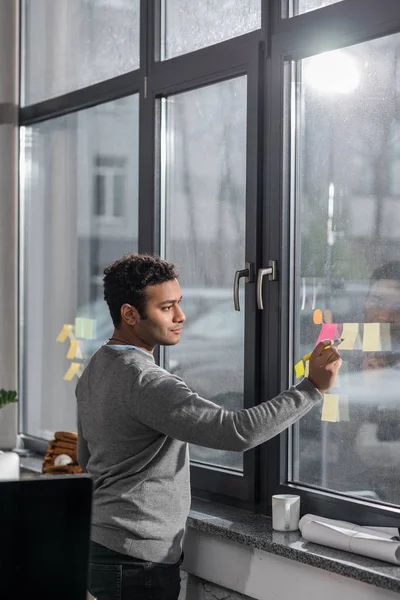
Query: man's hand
xmin=308 ymin=339 xmax=342 ymax=394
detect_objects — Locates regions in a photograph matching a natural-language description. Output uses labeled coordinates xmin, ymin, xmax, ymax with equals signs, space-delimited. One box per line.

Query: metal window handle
xmin=233 ymin=262 xmax=254 ymax=311
xmin=257 ymin=260 xmax=277 ymax=310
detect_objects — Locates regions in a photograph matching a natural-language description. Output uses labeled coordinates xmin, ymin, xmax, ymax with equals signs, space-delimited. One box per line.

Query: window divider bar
xmin=149 ymin=30 xmax=263 ymax=80
xmin=272 ymin=0 xmax=400 ymax=58
xmin=19 ymin=70 xmax=142 ymax=126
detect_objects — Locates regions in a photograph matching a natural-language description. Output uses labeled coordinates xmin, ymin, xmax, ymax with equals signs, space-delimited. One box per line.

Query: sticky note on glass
xmin=56 ymin=324 xmax=74 ymax=343
xmin=75 ymin=317 xmax=96 ymax=340
xmin=321 ymin=394 xmax=339 ymax=422
xmin=379 ymin=323 xmax=392 ymax=351
xmin=63 ymin=362 xmax=82 ymax=381
xmin=316 ymin=323 xmax=339 ymax=346
xmin=66 ymin=339 xmax=83 ymax=360
xmin=363 ymin=323 xmax=391 ymax=351
xmin=313 ymin=309 xmax=323 ymax=325
xmin=340 ymin=323 xmax=359 ymax=350
xmin=363 ymin=323 xmax=380 ymax=351
xmin=295 ymin=360 xmax=305 ymax=378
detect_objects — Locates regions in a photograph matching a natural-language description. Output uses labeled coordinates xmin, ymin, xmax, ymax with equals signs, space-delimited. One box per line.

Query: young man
xmin=77 ymin=253 xmax=341 ymax=600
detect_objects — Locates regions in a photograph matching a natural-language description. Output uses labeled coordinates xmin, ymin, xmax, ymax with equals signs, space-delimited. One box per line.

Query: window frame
xmin=148 ymin=39 xmax=264 ymax=504
xmin=262 ymin=0 xmax=400 ymax=525
xmin=18 ymin=0 xmax=400 ymax=524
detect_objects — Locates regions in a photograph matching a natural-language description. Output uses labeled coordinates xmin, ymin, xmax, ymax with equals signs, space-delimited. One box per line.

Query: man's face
xmin=133 ymin=279 xmax=186 ymax=349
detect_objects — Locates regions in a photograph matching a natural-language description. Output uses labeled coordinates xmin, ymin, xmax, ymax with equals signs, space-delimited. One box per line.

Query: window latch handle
xmin=233 ymin=263 xmax=254 ymax=311
xmin=257 ymin=261 xmax=278 ymax=310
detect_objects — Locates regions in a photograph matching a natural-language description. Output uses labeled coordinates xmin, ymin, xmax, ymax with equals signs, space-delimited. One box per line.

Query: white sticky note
xmin=321 ymin=394 xmax=339 ymax=422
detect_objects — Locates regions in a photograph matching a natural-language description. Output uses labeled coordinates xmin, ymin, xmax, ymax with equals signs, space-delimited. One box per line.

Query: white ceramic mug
xmin=272 ymin=494 xmax=301 ymax=531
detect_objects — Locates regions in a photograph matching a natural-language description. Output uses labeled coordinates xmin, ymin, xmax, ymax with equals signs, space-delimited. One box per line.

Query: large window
xmin=160 ymin=0 xmax=261 ymax=60
xmin=20 ymin=0 xmax=400 ymax=523
xmin=291 ymin=34 xmax=400 ymax=505
xmin=23 ymin=0 xmax=140 ymax=104
xmin=21 ymin=97 xmax=139 ymax=439
xmin=162 ymin=78 xmax=247 ymax=471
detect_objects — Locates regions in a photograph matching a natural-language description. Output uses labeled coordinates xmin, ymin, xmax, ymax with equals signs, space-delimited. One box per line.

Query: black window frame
xmin=262 ymin=0 xmax=400 ymax=526
xmin=18 ymin=0 xmax=400 ymax=525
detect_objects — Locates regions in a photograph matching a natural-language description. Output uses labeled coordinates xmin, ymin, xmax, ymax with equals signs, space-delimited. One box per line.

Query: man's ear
xmin=120 ymin=304 xmax=140 ymax=326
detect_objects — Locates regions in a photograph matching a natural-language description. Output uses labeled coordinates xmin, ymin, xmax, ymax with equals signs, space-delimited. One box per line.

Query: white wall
xmin=182 ymin=528 xmax=400 ymax=600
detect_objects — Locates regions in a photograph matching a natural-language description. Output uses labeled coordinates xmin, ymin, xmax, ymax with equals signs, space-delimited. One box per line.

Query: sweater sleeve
xmin=77 ymin=414 xmax=90 ymax=472
xmin=133 ymin=370 xmax=322 ymax=451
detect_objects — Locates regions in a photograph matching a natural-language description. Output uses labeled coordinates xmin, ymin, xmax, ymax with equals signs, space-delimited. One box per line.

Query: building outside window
xmin=93 ymin=154 xmax=127 ymax=221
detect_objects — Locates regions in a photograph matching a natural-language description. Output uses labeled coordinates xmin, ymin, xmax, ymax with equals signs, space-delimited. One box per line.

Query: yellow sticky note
xmin=340 ymin=323 xmax=360 ymax=350
xmin=363 ymin=323 xmax=382 ymax=351
xmin=338 ymin=395 xmax=349 ymax=422
xmin=63 ymin=362 xmax=82 ymax=381
xmin=321 ymin=394 xmax=339 ymax=422
xmin=295 ymin=360 xmax=305 ymax=378
xmin=67 ymin=339 xmax=79 ymax=360
xmin=56 ymin=324 xmax=74 ymax=343
xmin=304 ymin=360 xmax=309 ymax=377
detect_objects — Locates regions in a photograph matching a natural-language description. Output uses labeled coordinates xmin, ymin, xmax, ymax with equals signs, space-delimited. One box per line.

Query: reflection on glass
xmin=162 ymin=77 xmax=247 ymax=471
xmin=286 ymin=0 xmax=343 ymax=17
xmin=161 ymin=0 xmax=261 ymax=60
xmin=291 ymin=33 xmax=400 ymax=505
xmin=23 ymin=0 xmax=140 ymax=105
xmin=22 ymin=95 xmax=139 ymax=438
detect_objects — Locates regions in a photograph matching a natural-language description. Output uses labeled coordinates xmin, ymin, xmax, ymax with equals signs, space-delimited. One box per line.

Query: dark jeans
xmin=88 ymin=541 xmax=182 ymax=600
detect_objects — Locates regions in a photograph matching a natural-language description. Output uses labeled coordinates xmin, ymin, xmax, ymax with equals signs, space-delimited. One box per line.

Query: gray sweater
xmin=76 ymin=345 xmax=322 ymax=564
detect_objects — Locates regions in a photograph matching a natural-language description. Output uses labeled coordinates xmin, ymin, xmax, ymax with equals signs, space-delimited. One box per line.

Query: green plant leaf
xmin=0 ymin=389 xmax=18 ymax=409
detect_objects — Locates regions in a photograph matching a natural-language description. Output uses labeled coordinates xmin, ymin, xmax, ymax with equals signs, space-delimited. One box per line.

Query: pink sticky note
xmin=315 ymin=323 xmax=340 ymax=346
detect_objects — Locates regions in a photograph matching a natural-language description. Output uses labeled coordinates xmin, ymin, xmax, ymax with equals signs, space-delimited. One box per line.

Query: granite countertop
xmin=19 ymin=454 xmax=400 ymax=593
xmin=188 ymin=498 xmax=400 ymax=594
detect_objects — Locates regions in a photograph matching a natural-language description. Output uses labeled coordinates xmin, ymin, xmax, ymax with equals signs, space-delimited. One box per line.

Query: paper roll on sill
xmin=299 ymin=514 xmax=400 ymax=565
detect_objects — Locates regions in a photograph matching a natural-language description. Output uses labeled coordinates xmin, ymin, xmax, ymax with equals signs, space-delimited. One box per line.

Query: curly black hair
xmin=103 ymin=253 xmax=179 ymax=326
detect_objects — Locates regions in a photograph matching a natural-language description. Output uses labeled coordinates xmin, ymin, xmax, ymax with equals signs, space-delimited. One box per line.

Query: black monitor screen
xmin=0 ymin=475 xmax=92 ymax=600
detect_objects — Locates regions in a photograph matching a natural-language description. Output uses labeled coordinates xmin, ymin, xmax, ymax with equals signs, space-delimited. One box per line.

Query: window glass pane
xmin=94 ymin=174 xmax=106 ymax=216
xmin=285 ymin=0 xmax=343 ymax=17
xmin=23 ymin=0 xmax=140 ymax=105
xmin=162 ymin=77 xmax=247 ymax=471
xmin=291 ymin=34 xmax=400 ymax=504
xmin=21 ymin=95 xmax=139 ymax=439
xmin=113 ymin=174 xmax=125 ymax=217
xmin=161 ymin=0 xmax=261 ymax=60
